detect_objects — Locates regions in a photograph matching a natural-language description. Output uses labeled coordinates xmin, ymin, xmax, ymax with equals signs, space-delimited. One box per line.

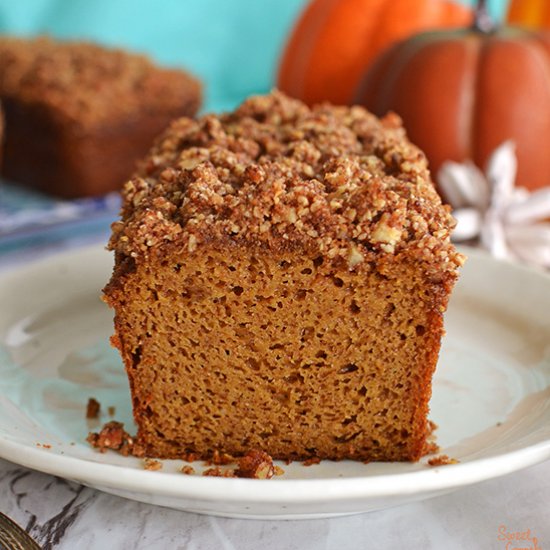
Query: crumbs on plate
xmin=86 ymin=397 xmax=101 ymax=419
xmin=143 ymin=458 xmax=163 ymax=471
xmin=201 ymin=450 xmax=285 ymax=478
xmin=87 ymin=420 xmax=285 ymax=478
xmin=86 ymin=420 xmax=145 ymax=457
xmin=427 ymin=454 xmax=460 ymax=466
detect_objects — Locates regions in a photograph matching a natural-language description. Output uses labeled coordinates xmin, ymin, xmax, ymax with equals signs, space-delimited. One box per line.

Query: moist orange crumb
xmin=180 ymin=465 xmax=196 ymax=475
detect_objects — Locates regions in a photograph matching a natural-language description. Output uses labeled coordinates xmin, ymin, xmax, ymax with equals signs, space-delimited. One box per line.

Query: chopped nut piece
xmin=188 ymin=234 xmax=197 ymax=252
xmin=347 ymin=246 xmax=364 ymax=267
xmin=87 ymin=421 xmax=134 ymax=455
xmin=143 ymin=458 xmax=163 ymax=471
xmin=371 ymin=222 xmax=402 ymax=246
xmin=235 ymin=450 xmax=276 ymax=479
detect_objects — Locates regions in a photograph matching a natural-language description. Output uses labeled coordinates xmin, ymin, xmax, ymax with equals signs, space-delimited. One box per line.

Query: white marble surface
xmin=0 ymin=456 xmax=548 ymax=549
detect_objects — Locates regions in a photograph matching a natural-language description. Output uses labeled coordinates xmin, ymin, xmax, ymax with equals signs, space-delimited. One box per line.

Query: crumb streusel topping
xmin=110 ymin=91 xmax=462 ymax=273
xmin=0 ymin=36 xmax=201 ymax=129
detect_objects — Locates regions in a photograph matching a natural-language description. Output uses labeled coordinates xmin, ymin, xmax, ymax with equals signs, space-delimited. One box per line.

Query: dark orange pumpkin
xmin=507 ymin=0 xmax=550 ymax=29
xmin=356 ymin=1 xmax=550 ymax=190
xmin=277 ymin=0 xmax=471 ymax=106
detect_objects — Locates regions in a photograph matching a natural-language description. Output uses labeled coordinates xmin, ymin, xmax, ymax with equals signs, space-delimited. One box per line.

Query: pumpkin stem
xmin=473 ymin=0 xmax=496 ymax=33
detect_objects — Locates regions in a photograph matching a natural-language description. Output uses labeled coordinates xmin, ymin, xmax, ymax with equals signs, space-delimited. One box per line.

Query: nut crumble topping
xmin=0 ymin=35 xmax=201 ymax=129
xmin=109 ymin=91 xmax=462 ymax=274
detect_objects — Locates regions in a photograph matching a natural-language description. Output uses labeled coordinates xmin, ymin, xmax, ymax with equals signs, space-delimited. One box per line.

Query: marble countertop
xmin=0 ymin=457 xmax=548 ymax=549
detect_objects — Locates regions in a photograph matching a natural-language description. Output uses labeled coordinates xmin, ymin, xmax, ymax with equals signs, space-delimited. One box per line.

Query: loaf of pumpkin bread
xmin=0 ymin=36 xmax=201 ymax=198
xmin=103 ymin=91 xmax=463 ymax=462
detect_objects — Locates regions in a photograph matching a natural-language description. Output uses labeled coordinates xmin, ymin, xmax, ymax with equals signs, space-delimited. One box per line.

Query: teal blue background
xmin=0 ymin=0 xmax=509 ymax=113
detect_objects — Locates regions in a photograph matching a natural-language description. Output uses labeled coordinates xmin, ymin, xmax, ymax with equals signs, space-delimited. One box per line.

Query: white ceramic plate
xmin=0 ymin=245 xmax=549 ymax=519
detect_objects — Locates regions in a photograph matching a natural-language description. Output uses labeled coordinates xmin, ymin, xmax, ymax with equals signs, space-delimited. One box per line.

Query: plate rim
xmin=0 ymin=433 xmax=549 ymax=504
xmin=1 ymin=243 xmax=550 ymax=507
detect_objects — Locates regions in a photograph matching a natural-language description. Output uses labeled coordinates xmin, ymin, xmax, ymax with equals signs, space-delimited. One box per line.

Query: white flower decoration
xmin=438 ymin=141 xmax=550 ymax=268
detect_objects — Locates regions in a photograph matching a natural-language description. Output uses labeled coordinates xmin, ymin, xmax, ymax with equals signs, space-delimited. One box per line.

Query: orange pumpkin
xmin=356 ymin=1 xmax=550 ymax=191
xmin=507 ymin=0 xmax=550 ymax=29
xmin=277 ymin=0 xmax=471 ymax=106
